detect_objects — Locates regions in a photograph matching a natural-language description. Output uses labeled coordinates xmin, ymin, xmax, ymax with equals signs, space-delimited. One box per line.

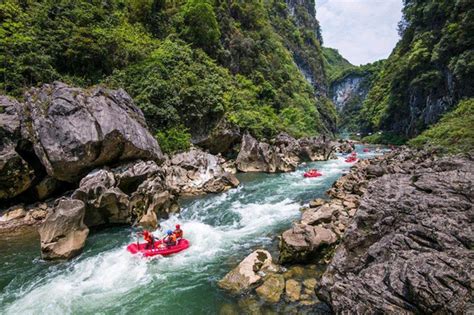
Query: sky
xmin=315 ymin=0 xmax=403 ymax=65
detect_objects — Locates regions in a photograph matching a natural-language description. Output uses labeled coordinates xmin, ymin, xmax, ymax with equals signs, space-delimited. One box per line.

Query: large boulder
xmin=164 ymin=148 xmax=239 ymax=195
xmin=22 ymin=82 xmax=163 ymax=183
xmin=0 ymin=96 xmax=35 ymax=199
xmin=38 ymin=199 xmax=89 ymax=260
xmin=318 ymin=155 xmax=474 ymax=313
xmin=218 ymin=249 xmax=274 ymax=294
xmin=236 ymin=134 xmax=298 ymax=173
xmin=129 ymin=174 xmax=179 ymax=222
xmin=279 ymin=224 xmax=337 ymax=264
xmin=72 ymin=169 xmax=130 ymax=227
xmin=194 ymin=119 xmax=241 ymax=155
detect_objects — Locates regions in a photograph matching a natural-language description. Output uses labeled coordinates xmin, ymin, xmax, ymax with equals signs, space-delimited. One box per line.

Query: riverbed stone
xmin=285 ymin=279 xmax=302 ymax=302
xmin=255 ymin=274 xmax=285 ymax=303
xmin=218 ymin=249 xmax=273 ymax=294
xmin=302 ymin=278 xmax=317 ymax=291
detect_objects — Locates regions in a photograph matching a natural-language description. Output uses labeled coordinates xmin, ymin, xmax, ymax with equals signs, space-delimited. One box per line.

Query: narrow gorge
xmin=0 ymin=0 xmax=472 ymax=314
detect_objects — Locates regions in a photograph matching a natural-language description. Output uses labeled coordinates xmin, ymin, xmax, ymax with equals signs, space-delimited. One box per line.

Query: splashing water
xmin=0 ymin=146 xmax=386 ymax=314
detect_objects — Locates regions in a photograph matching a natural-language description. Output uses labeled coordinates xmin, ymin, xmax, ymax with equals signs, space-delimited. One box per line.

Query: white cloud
xmin=316 ymin=0 xmax=403 ymax=65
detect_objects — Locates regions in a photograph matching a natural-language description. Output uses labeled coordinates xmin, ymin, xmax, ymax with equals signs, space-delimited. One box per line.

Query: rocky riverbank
xmin=0 ymin=82 xmax=347 ymax=261
xmin=218 ymin=148 xmax=473 ymax=313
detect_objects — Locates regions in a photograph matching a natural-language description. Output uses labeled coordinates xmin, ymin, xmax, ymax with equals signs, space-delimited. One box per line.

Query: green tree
xmin=181 ymin=0 xmax=220 ymax=54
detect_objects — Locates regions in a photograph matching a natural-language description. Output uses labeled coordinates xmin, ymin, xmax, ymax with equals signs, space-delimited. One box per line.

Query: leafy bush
xmin=155 ymin=126 xmax=191 ymax=155
xmin=181 ymin=0 xmax=221 ymax=54
xmin=362 ymin=132 xmax=407 ymax=146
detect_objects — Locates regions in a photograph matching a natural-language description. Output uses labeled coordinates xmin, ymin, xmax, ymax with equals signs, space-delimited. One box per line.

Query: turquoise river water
xmin=0 ymin=146 xmax=384 ymax=314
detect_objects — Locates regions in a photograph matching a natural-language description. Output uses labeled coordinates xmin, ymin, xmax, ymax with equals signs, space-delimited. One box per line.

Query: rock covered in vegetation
xmin=38 ymin=199 xmax=89 ymax=260
xmin=22 ymin=82 xmax=163 ymax=183
xmin=318 ymin=153 xmax=474 ymax=313
xmin=218 ymin=249 xmax=274 ymax=294
xmin=359 ymin=1 xmax=473 ymax=138
xmin=0 ymin=96 xmax=35 ymax=199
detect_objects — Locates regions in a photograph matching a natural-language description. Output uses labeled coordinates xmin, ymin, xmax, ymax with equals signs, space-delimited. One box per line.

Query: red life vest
xmin=174 ymin=229 xmax=183 ymax=238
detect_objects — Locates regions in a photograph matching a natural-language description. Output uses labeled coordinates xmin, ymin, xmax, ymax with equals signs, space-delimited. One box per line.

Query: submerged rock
xmin=255 ymin=274 xmax=285 ymax=303
xmin=22 ymin=82 xmax=163 ymax=183
xmin=285 ymin=279 xmax=302 ymax=302
xmin=218 ymin=249 xmax=273 ymax=294
xmin=38 ymin=199 xmax=89 ymax=260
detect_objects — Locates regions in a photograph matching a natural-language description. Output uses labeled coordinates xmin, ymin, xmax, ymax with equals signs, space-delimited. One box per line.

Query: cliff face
xmin=277 ymin=0 xmax=327 ymax=96
xmin=360 ymin=0 xmax=474 ymax=138
xmin=328 ymin=60 xmax=384 ymax=131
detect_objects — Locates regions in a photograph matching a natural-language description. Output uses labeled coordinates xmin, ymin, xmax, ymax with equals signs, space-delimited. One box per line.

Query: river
xmin=0 ymin=146 xmax=384 ymax=314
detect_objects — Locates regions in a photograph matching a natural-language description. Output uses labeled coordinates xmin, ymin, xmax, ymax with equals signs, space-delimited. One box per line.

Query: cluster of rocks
xmin=218 ymin=250 xmax=324 ymax=312
xmin=0 ymin=82 xmax=238 ymax=260
xmin=279 ymin=159 xmax=370 ymax=264
xmin=219 ymin=149 xmax=473 ymax=314
xmin=235 ymin=133 xmax=341 ymax=173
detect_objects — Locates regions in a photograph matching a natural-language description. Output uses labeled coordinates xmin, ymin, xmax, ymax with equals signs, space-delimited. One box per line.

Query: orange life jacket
xmin=174 ymin=229 xmax=183 ymax=238
xmin=165 ymin=234 xmax=176 ymax=244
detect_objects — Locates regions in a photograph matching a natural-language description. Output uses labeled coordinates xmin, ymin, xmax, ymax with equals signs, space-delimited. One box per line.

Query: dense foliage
xmin=360 ymin=0 xmax=474 ymax=138
xmin=322 ymin=47 xmax=354 ymax=84
xmin=409 ymin=98 xmax=474 ymax=153
xmin=1 ymin=0 xmax=336 ymax=153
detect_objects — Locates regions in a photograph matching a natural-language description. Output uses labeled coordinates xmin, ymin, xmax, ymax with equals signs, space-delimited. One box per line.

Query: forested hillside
xmin=360 ymin=0 xmax=473 ymax=142
xmin=0 ymin=0 xmax=336 ymax=153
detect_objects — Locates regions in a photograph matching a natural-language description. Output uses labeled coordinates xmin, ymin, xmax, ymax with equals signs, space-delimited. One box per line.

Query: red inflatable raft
xmin=345 ymin=156 xmax=357 ymax=163
xmin=363 ymin=148 xmax=370 ymax=152
xmin=127 ymin=239 xmax=190 ymax=257
xmin=304 ymin=169 xmax=322 ymax=178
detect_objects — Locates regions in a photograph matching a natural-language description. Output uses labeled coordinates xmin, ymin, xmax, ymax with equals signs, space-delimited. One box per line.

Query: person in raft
xmin=163 ymin=230 xmax=177 ymax=247
xmin=173 ymin=224 xmax=183 ymax=242
xmin=142 ymin=230 xmax=155 ymax=249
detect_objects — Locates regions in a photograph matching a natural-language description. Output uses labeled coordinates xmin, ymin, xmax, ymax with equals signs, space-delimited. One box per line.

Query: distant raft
xmin=303 ymin=169 xmax=322 ymax=178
